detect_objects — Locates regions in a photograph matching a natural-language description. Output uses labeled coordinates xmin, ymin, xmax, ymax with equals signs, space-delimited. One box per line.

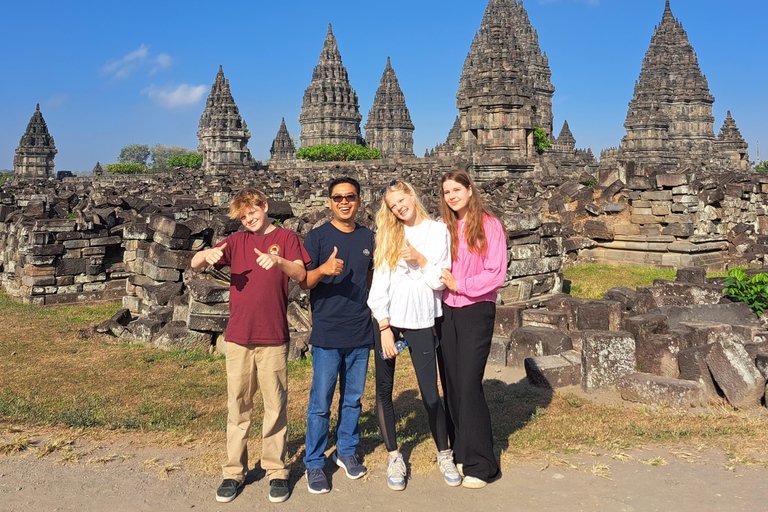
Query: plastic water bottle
xmin=379 ymin=340 xmax=409 ymax=360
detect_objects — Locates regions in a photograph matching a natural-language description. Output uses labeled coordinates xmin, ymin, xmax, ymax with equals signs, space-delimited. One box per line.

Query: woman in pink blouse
xmin=438 ymin=169 xmax=507 ymax=489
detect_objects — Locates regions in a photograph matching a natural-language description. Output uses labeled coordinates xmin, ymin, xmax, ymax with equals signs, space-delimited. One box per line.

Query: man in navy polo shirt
xmin=300 ymin=177 xmax=374 ymax=494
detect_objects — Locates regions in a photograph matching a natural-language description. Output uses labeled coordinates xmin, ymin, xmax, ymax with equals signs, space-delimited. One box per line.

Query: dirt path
xmin=1 ymin=435 xmax=766 ymax=512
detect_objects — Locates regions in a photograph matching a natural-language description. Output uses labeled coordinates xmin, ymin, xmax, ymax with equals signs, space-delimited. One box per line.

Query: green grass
xmin=563 ymin=264 xmax=676 ymax=299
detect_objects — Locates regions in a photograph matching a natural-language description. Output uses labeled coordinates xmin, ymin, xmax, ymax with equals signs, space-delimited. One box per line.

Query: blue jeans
xmin=304 ymin=345 xmax=370 ymax=469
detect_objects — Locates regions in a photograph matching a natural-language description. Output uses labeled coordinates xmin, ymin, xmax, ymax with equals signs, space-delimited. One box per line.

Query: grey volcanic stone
xmin=637 ymin=330 xmax=690 ymax=378
xmin=525 ymin=354 xmax=580 ymax=388
xmin=187 ymin=279 xmax=229 ymax=303
xmin=678 ymin=344 xmax=718 ymax=398
xmin=494 ymin=305 xmax=525 ymax=337
xmin=508 ymin=326 xmax=572 ymax=368
xmin=706 ymin=338 xmax=766 ymax=408
xmin=649 ymin=303 xmax=759 ymax=329
xmin=153 ymin=321 xmax=213 ymax=351
xmin=127 ymin=318 xmax=163 ymax=343
xmin=577 ymin=300 xmax=622 ymax=331
xmin=618 ymin=373 xmax=706 ymax=408
xmin=521 ymin=309 xmax=567 ymax=331
xmin=624 ymin=314 xmax=669 ymax=345
xmin=581 ymin=331 xmax=636 ymax=391
xmin=489 ymin=335 xmax=511 ymax=366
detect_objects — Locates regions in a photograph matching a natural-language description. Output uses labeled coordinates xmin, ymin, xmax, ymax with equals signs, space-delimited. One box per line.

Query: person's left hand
xmin=440 ymin=268 xmax=458 ymax=292
xmin=254 ymin=248 xmax=279 ymax=270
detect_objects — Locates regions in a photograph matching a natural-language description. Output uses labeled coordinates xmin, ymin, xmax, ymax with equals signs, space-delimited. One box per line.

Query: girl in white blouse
xmin=367 ymin=180 xmax=461 ymax=491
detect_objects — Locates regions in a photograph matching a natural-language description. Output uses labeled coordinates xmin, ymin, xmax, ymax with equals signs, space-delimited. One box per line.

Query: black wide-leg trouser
xmin=437 ymin=301 xmax=500 ymax=482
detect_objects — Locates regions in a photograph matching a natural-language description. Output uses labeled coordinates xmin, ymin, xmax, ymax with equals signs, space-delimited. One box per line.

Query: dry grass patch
xmin=640 ymin=456 xmax=668 ymax=466
xmin=159 ymin=463 xmax=181 ymax=480
xmin=0 ymin=436 xmax=31 ymax=455
xmin=38 ymin=438 xmax=73 ymax=457
xmin=590 ymin=462 xmax=612 ymax=479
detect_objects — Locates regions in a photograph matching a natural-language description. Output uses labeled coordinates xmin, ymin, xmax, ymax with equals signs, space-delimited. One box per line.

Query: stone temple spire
xmin=364 ymin=57 xmax=415 ymax=158
xmin=299 ymin=24 xmax=363 ymax=148
xmin=197 ymin=65 xmax=252 ymax=175
xmin=716 ymin=111 xmax=750 ymax=170
xmin=456 ymin=0 xmax=540 ymax=175
xmin=14 ymin=104 xmax=57 ymax=179
xmin=555 ymin=120 xmax=576 ymax=151
xmin=269 ymin=118 xmax=296 ymax=164
xmin=619 ymin=1 xmax=716 ymax=168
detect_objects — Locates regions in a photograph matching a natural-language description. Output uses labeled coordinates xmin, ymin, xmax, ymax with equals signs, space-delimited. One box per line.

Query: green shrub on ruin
xmin=755 ymin=161 xmax=768 ymax=173
xmin=533 ymin=127 xmax=552 ymax=155
xmin=106 ymin=163 xmax=147 ymax=174
xmin=166 ymin=153 xmax=203 ymax=169
xmin=723 ymin=268 xmax=768 ymax=317
xmin=295 ymin=143 xmax=381 ymax=162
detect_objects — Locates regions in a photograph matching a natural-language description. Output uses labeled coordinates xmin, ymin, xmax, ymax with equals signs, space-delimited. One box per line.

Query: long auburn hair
xmin=374 ymin=180 xmax=432 ymax=270
xmin=440 ymin=169 xmax=495 ymax=261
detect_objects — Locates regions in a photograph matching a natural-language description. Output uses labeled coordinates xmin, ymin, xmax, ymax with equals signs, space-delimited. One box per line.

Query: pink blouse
xmin=442 ymin=214 xmax=507 ymax=308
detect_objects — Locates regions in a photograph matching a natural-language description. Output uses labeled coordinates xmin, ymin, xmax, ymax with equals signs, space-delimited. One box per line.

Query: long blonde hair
xmin=440 ymin=169 xmax=496 ymax=261
xmin=374 ymin=180 xmax=432 ymax=270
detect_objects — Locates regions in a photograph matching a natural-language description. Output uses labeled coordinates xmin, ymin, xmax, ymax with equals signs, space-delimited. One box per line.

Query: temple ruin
xmin=13 ymin=104 xmax=57 ymax=180
xmin=196 ymin=66 xmax=253 ymax=175
xmin=269 ymin=118 xmax=296 ymax=165
xmin=298 ymin=24 xmax=363 ymax=148
xmin=364 ymin=57 xmax=415 ymax=159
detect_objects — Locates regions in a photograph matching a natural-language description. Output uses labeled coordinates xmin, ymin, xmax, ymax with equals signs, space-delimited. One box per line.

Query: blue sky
xmin=0 ymin=0 xmax=765 ymax=172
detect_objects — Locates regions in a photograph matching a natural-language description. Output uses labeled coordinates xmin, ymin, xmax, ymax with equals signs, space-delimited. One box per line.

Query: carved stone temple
xmin=364 ymin=57 xmax=415 ymax=158
xmin=269 ymin=118 xmax=296 ymax=165
xmin=14 ymin=104 xmax=57 ymax=180
xmin=455 ymin=0 xmax=555 ymax=178
xmin=299 ymin=24 xmax=363 ymax=148
xmin=547 ymin=120 xmax=597 ymax=171
xmin=197 ymin=66 xmax=252 ymax=175
xmin=612 ymin=1 xmax=750 ymax=171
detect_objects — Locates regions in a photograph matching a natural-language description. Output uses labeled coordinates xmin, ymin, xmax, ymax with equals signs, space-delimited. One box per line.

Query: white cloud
xmin=44 ymin=93 xmax=69 ymax=107
xmin=142 ymin=84 xmax=207 ymax=108
xmin=149 ymin=53 xmax=172 ymax=76
xmin=101 ymin=45 xmax=174 ymax=79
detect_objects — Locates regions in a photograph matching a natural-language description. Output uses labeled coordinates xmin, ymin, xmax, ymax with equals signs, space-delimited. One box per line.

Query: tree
xmin=150 ymin=144 xmax=196 ymax=170
xmin=533 ymin=127 xmax=552 ymax=155
xmin=118 ymin=144 xmax=150 ymax=165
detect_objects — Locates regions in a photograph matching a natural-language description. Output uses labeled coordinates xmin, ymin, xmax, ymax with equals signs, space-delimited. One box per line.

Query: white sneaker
xmin=387 ymin=453 xmax=407 ymax=491
xmin=462 ymin=475 xmax=487 ymax=489
xmin=436 ymin=450 xmax=461 ymax=487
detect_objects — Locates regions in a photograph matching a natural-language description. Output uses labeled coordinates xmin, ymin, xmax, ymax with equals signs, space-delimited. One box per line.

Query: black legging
xmin=373 ymin=325 xmax=450 ymax=453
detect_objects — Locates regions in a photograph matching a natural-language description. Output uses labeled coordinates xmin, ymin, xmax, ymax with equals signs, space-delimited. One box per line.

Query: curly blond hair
xmin=228 ymin=189 xmax=267 ymax=220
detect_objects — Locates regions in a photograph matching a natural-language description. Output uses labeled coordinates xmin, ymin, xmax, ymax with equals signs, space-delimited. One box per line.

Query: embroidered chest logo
xmin=268 ymin=244 xmax=281 ymax=256
xmin=363 ymin=248 xmax=371 ymax=257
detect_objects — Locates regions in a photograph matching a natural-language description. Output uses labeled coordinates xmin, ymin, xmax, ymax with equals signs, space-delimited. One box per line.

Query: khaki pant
xmin=223 ymin=342 xmax=289 ymax=482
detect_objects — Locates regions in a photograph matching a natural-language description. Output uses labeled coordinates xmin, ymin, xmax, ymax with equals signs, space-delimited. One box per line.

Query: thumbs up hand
xmin=321 ymin=246 xmax=344 ymax=276
xmin=401 ymin=239 xmax=425 ymax=266
xmin=254 ymin=247 xmax=279 ymax=270
xmin=205 ymin=243 xmax=227 ymax=265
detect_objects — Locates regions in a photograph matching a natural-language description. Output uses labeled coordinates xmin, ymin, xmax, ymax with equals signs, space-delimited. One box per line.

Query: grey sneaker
xmin=305 ymin=468 xmax=330 ymax=494
xmin=386 ymin=453 xmax=407 ymax=491
xmin=333 ymin=452 xmax=367 ymax=479
xmin=269 ymin=479 xmax=290 ymax=503
xmin=436 ymin=450 xmax=461 ymax=487
xmin=215 ymin=479 xmax=242 ymax=503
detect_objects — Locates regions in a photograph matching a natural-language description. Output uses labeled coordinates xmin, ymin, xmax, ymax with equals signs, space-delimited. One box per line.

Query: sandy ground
xmin=2 ymin=366 xmax=767 ymax=512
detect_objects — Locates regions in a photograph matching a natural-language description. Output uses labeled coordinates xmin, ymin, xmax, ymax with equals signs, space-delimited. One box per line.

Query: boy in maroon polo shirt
xmin=191 ymin=189 xmax=310 ymax=504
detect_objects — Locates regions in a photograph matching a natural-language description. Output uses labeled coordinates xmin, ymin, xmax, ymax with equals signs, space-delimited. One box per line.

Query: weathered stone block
xmin=187 ymin=313 xmax=229 ymax=332
xmin=494 ymin=305 xmax=525 ymax=337
xmin=153 ymin=321 xmax=212 ymax=351
xmin=754 ymin=353 xmax=768 ymax=380
xmin=521 ymin=309 xmax=568 ymax=331
xmin=187 ymin=279 xmax=229 ymax=303
xmin=142 ymin=261 xmax=181 ymax=282
xmin=678 ymin=322 xmax=745 ymax=346
xmin=149 ymin=215 xmax=191 ymax=239
xmin=706 ymin=338 xmax=766 ymax=408
xmin=581 ymin=330 xmax=636 ymax=391
xmin=488 ymin=335 xmax=510 ymax=366
xmin=289 ymin=331 xmax=311 ymax=361
xmin=577 ymin=300 xmax=622 ymax=331
xmin=127 ymin=318 xmax=163 ymax=343
xmin=143 ymin=281 xmax=184 ymax=306
xmin=624 ymin=314 xmax=669 ymax=344
xmin=650 ymin=303 xmax=760 ymax=329
xmin=618 ymin=373 xmax=706 ymax=408
xmin=675 ymin=267 xmax=706 ymax=284
xmin=147 ymin=243 xmax=196 ymax=269
xmin=508 ymin=326 xmax=572 ymax=368
xmin=152 ymin=232 xmax=190 ymax=250
xmin=55 ymin=258 xmax=87 ymax=276
xmin=188 ymin=299 xmax=230 ymax=316
xmin=29 ymin=244 xmax=66 ymax=256
xmin=525 ymin=354 xmax=580 ymax=388
xmin=287 ymin=302 xmax=311 ymax=332
xmin=637 ymin=330 xmax=689 ymax=378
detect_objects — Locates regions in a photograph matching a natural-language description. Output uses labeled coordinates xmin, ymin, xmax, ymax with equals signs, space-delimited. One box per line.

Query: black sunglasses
xmin=330 ymin=193 xmax=358 ymax=203
xmin=380 ymin=179 xmax=398 ymax=195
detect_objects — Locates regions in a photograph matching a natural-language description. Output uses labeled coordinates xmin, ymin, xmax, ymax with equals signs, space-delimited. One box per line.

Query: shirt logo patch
xmin=363 ymin=249 xmax=371 ymax=257
xmin=269 ymin=244 xmax=280 ymax=256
